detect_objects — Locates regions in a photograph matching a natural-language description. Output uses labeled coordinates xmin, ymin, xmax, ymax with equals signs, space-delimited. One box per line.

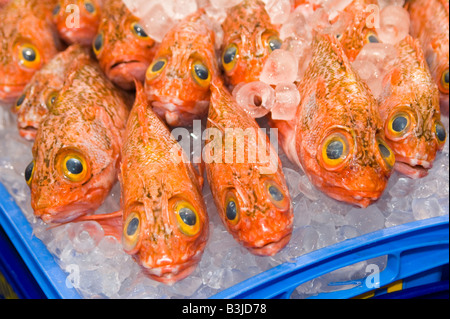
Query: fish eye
xmin=365 ymin=31 xmax=379 ymax=44
xmin=435 ymin=121 xmax=447 ymax=147
xmin=191 ymin=61 xmax=211 ymax=88
xmin=267 ymin=35 xmax=282 ymax=52
xmin=377 ymin=137 xmax=395 ymax=169
xmin=222 ymin=43 xmax=238 ymax=73
xmin=25 ymin=160 xmax=35 ymax=185
xmin=59 ymin=151 xmax=89 ymax=182
xmin=46 ymin=91 xmax=58 ymax=109
xmin=52 ymin=4 xmax=60 ymax=16
xmin=225 ymin=192 xmax=240 ymax=225
xmin=15 ymin=93 xmax=26 ymax=110
xmin=387 ymin=112 xmax=412 ymax=139
xmin=264 ymin=180 xmax=290 ymax=211
xmin=440 ymin=68 xmax=449 ymax=93
xmin=131 ymin=22 xmax=149 ymax=39
xmin=122 ymin=212 xmax=141 ymax=253
xmin=16 ymin=43 xmax=41 ymax=70
xmin=93 ymin=33 xmax=103 ymax=55
xmin=319 ymin=132 xmax=352 ymax=170
xmin=146 ymin=57 xmax=167 ymax=81
xmin=84 ymin=1 xmax=96 ymax=14
xmin=173 ymin=200 xmax=200 ymax=236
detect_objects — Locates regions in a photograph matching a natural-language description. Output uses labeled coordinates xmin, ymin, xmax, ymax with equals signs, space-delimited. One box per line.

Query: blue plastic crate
xmin=0 ymin=181 xmax=448 ymax=299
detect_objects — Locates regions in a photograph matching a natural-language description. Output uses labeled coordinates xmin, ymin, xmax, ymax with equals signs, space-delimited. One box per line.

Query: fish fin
xmin=190 ymin=159 xmax=205 ymax=190
xmin=390 ymin=67 xmax=402 ymax=87
xmin=404 ymin=35 xmax=427 ymax=69
xmin=133 ymin=79 xmax=150 ymax=144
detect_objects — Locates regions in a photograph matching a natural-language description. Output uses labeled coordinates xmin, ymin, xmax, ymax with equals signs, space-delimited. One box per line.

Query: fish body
xmin=93 ymin=0 xmax=157 ymax=90
xmin=220 ymin=0 xmax=283 ymax=87
xmin=0 ymin=0 xmax=62 ymax=104
xmin=144 ymin=9 xmax=218 ymax=127
xmin=205 ymin=79 xmax=293 ymax=256
xmin=120 ymin=81 xmax=208 ymax=284
xmin=378 ymin=35 xmax=446 ymax=178
xmin=272 ymin=33 xmax=394 ymax=208
xmin=27 ymin=56 xmax=129 ymax=224
xmin=407 ymin=0 xmax=449 ymax=114
xmin=52 ymin=0 xmax=102 ymax=46
xmin=14 ymin=44 xmax=90 ymax=141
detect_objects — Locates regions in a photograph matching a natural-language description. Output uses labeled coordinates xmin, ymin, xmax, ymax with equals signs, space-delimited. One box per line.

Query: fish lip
xmin=394 ymin=161 xmax=429 ymax=179
xmin=321 ymin=186 xmax=383 ymax=208
xmin=246 ymin=232 xmax=292 ymax=256
xmin=109 ymin=60 xmax=142 ymax=70
xmin=141 ymin=258 xmax=200 ymax=284
xmin=18 ymin=126 xmax=38 ymax=141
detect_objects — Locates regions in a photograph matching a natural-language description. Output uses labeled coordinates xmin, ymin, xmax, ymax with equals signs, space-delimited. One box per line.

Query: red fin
xmin=133 ymin=79 xmax=150 ymax=144
xmin=390 ymin=68 xmax=402 ymax=86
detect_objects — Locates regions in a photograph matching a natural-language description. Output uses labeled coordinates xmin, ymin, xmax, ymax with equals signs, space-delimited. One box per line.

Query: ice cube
xmin=388 ymin=176 xmax=415 ymax=198
xmin=233 ymin=81 xmax=276 ymax=118
xmin=260 ymin=49 xmax=298 ymax=85
xmin=378 ymin=6 xmax=410 ymax=45
xmin=345 ymin=206 xmax=385 ymax=234
xmin=138 ymin=3 xmax=176 ymax=43
xmin=210 ymin=0 xmax=244 ymax=9
xmin=162 ymin=0 xmax=198 ymax=21
xmin=69 ymin=221 xmax=104 ymax=253
xmin=293 ymin=197 xmax=312 ymax=228
xmin=336 ymin=225 xmax=361 ymax=242
xmin=412 ymin=178 xmax=439 ymax=199
xmin=263 ymin=0 xmax=292 ymax=25
xmin=271 ymin=83 xmax=301 ymax=121
xmin=298 ymin=174 xmax=319 ymax=201
xmin=412 ymin=197 xmax=443 ymax=220
xmin=385 ymin=211 xmax=415 ymax=228
xmin=283 ymin=167 xmax=302 ymax=198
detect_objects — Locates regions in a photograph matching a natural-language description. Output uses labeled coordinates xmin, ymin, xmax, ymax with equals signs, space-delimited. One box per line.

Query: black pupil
xmin=379 ymin=143 xmax=391 ymax=158
xmin=444 ymin=70 xmax=449 ymax=84
xmin=94 ymin=34 xmax=103 ymax=51
xmin=223 ymin=46 xmax=237 ymax=64
xmin=53 ymin=4 xmax=60 ymax=15
xmin=368 ymin=34 xmax=379 ymax=43
xmin=84 ymin=2 xmax=95 ymax=13
xmin=179 ymin=207 xmax=196 ymax=226
xmin=25 ymin=161 xmax=34 ymax=182
xmin=194 ymin=63 xmax=209 ymax=80
xmin=49 ymin=95 xmax=56 ymax=106
xmin=392 ymin=116 xmax=408 ymax=132
xmin=133 ymin=24 xmax=148 ymax=37
xmin=269 ymin=185 xmax=284 ymax=202
xmin=226 ymin=200 xmax=237 ymax=221
xmin=66 ymin=158 xmax=83 ymax=175
xmin=326 ymin=140 xmax=344 ymax=160
xmin=16 ymin=94 xmax=25 ymax=107
xmin=22 ymin=47 xmax=36 ymax=62
xmin=127 ymin=217 xmax=139 ymax=236
xmin=269 ymin=38 xmax=282 ymax=51
xmin=436 ymin=124 xmax=446 ymax=142
xmin=152 ymin=60 xmax=165 ymax=72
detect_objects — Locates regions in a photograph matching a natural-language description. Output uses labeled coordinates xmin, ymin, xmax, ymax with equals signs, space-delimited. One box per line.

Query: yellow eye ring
xmin=122 ymin=211 xmax=142 ymax=254
xmin=83 ymin=0 xmax=97 ymax=15
xmin=46 ymin=91 xmax=58 ymax=109
xmin=264 ymin=179 xmax=290 ymax=211
xmin=365 ymin=31 xmax=379 ymax=44
xmin=377 ymin=137 xmax=395 ymax=169
xmin=93 ymin=32 xmax=104 ymax=55
xmin=59 ymin=151 xmax=89 ymax=182
xmin=191 ymin=60 xmax=211 ymax=88
xmin=25 ymin=160 xmax=35 ymax=186
xmin=173 ymin=200 xmax=200 ymax=236
xmin=386 ymin=111 xmax=412 ymax=140
xmin=15 ymin=93 xmax=26 ymax=111
xmin=222 ymin=43 xmax=238 ymax=73
xmin=224 ymin=191 xmax=240 ymax=226
xmin=16 ymin=43 xmax=41 ymax=70
xmin=131 ymin=22 xmax=149 ymax=39
xmin=319 ymin=132 xmax=352 ymax=171
xmin=440 ymin=68 xmax=449 ymax=93
xmin=435 ymin=121 xmax=447 ymax=147
xmin=146 ymin=57 xmax=167 ymax=81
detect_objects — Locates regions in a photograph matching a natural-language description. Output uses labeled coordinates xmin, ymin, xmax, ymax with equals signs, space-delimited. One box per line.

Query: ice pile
xmin=1 ymin=101 xmax=448 ymax=299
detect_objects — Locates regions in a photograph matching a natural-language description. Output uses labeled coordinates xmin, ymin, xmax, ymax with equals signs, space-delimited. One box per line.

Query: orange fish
xmin=220 ymin=0 xmax=283 ymax=87
xmin=120 ymin=81 xmax=208 ymax=284
xmin=407 ymin=0 xmax=449 ymax=115
xmin=52 ymin=0 xmax=102 ymax=46
xmin=378 ymin=35 xmax=446 ymax=178
xmin=337 ymin=0 xmax=380 ymax=62
xmin=93 ymin=0 xmax=158 ymax=90
xmin=144 ymin=8 xmax=218 ymax=127
xmin=0 ymin=0 xmax=63 ymax=104
xmin=271 ymin=33 xmax=394 ymax=208
xmin=205 ymin=79 xmax=293 ymax=256
xmin=14 ymin=44 xmax=90 ymax=141
xmin=26 ymin=55 xmax=129 ymax=224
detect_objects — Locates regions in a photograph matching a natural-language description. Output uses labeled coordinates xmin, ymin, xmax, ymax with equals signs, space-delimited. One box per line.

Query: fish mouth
xmin=151 ymin=99 xmax=209 ymax=127
xmin=107 ymin=60 xmax=149 ymax=90
xmin=18 ymin=125 xmax=38 ymax=141
xmin=394 ymin=161 xmax=429 ymax=179
xmin=141 ymin=258 xmax=201 ymax=285
xmin=322 ymin=186 xmax=384 ymax=208
xmin=246 ymin=233 xmax=292 ymax=257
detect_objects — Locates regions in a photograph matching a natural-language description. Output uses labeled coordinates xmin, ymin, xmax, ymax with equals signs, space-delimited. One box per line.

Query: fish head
xmin=121 ymin=176 xmax=209 ymax=284
xmin=93 ymin=0 xmax=157 ymax=90
xmin=52 ymin=0 xmax=101 ymax=46
xmin=220 ymin=0 xmax=282 ymax=87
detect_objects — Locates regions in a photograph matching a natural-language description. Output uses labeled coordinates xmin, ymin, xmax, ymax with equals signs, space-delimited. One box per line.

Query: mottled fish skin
xmin=14 ymin=44 xmax=91 ymax=141
xmin=93 ymin=0 xmax=157 ymax=90
xmin=120 ymin=81 xmax=208 ymax=284
xmin=338 ymin=0 xmax=380 ymax=62
xmin=144 ymin=8 xmax=218 ymax=127
xmin=28 ymin=56 xmax=129 ymax=224
xmin=206 ymin=78 xmax=293 ymax=256
xmin=407 ymin=0 xmax=449 ymax=115
xmin=220 ymin=0 xmax=283 ymax=87
xmin=272 ymin=33 xmax=394 ymax=208
xmin=378 ymin=35 xmax=446 ymax=178
xmin=0 ymin=0 xmax=63 ymax=104
xmin=52 ymin=0 xmax=102 ymax=46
